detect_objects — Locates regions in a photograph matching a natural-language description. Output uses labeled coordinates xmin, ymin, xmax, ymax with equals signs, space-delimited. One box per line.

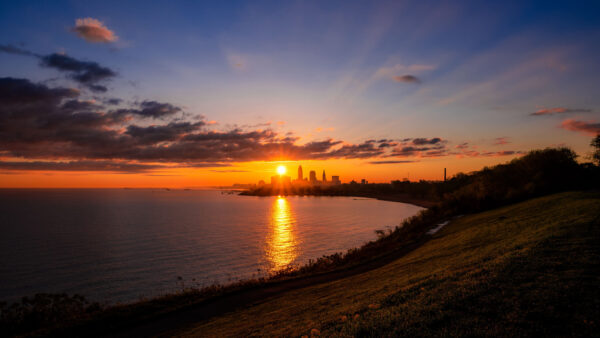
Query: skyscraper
xmin=298 ymin=165 xmax=303 ymax=180
xmin=322 ymin=170 xmax=326 ymax=182
xmin=309 ymin=170 xmax=317 ymax=183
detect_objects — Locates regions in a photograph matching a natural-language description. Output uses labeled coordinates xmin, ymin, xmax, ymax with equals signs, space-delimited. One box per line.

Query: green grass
xmin=177 ymin=191 xmax=600 ymax=337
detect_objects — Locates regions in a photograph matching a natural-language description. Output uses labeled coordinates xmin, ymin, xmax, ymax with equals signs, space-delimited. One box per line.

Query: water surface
xmin=0 ymin=189 xmax=423 ymax=303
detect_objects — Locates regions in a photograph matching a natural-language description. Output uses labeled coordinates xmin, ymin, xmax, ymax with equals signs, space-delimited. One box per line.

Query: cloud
xmin=0 ymin=46 xmax=117 ymax=92
xmin=105 ymin=98 xmax=122 ymax=105
xmin=40 ymin=53 xmax=117 ymax=92
xmin=411 ymin=137 xmax=441 ymax=145
xmin=530 ymin=107 xmax=592 ymax=116
xmin=453 ymin=149 xmax=524 ymax=158
xmin=559 ymin=119 xmax=600 ymax=135
xmin=0 ymin=44 xmax=38 ymax=57
xmin=392 ymin=75 xmax=420 ymax=84
xmin=389 ymin=138 xmax=448 ymax=157
xmin=114 ymin=101 xmax=183 ymax=119
xmin=368 ymin=160 xmax=416 ymax=164
xmin=0 ymin=160 xmax=164 ymax=173
xmin=1 ymin=76 xmax=529 ymax=173
xmin=493 ymin=137 xmax=510 ymax=145
xmin=0 ymin=77 xmax=78 ymax=105
xmin=0 ymin=160 xmax=230 ymax=173
xmin=71 ymin=18 xmax=118 ymax=43
xmin=0 ymin=77 xmax=399 ymax=166
xmin=375 ymin=63 xmax=435 ymax=77
xmin=125 ymin=122 xmax=205 ymax=144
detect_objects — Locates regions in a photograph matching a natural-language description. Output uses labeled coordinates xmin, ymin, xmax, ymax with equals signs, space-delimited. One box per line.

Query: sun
xmin=277 ymin=165 xmax=287 ymax=175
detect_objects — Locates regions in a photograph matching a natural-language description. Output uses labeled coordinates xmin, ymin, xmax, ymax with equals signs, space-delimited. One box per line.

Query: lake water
xmin=0 ymin=189 xmax=423 ymax=303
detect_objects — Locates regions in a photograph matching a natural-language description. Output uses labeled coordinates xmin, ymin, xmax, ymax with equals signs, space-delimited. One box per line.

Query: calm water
xmin=0 ymin=189 xmax=423 ymax=303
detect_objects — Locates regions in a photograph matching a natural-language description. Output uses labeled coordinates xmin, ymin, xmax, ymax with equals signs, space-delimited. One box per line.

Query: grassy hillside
xmin=176 ymin=191 xmax=600 ymax=337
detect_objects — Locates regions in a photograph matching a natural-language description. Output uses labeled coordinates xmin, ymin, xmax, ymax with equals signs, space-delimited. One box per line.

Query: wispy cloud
xmin=375 ymin=63 xmax=434 ymax=85
xmin=375 ymin=63 xmax=436 ymax=78
xmin=0 ymin=44 xmax=38 ymax=57
xmin=392 ymin=75 xmax=420 ymax=84
xmin=531 ymin=107 xmax=592 ymax=116
xmin=493 ymin=137 xmax=510 ymax=145
xmin=226 ymin=53 xmax=247 ymax=70
xmin=559 ymin=119 xmax=600 ymax=135
xmin=368 ymin=160 xmax=416 ymax=164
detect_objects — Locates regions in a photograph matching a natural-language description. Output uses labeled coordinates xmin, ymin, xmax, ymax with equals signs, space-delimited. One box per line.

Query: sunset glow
xmin=0 ymin=1 xmax=599 ymax=188
xmin=277 ymin=165 xmax=287 ymax=176
xmin=267 ymin=197 xmax=297 ymax=272
xmin=1 ymin=2 xmax=599 ymax=336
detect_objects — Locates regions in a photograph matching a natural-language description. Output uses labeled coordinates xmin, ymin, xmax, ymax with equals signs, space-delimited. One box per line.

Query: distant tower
xmin=309 ymin=170 xmax=317 ymax=183
xmin=322 ymin=170 xmax=326 ymax=182
xmin=298 ymin=165 xmax=303 ymax=180
xmin=444 ymin=168 xmax=447 ymax=182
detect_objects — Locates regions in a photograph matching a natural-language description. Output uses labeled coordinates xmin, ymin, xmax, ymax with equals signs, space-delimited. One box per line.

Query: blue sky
xmin=1 ymin=0 xmax=600 ymax=185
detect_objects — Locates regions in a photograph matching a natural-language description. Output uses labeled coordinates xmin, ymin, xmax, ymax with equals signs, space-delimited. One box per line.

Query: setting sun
xmin=277 ymin=165 xmax=287 ymax=175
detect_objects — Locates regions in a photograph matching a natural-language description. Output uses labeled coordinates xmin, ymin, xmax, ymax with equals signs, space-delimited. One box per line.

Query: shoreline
xmin=240 ymin=191 xmax=437 ymax=208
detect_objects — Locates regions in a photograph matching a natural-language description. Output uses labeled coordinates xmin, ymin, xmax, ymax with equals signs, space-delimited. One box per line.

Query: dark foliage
xmin=592 ymin=134 xmax=600 ymax=165
xmin=0 ymin=293 xmax=102 ymax=336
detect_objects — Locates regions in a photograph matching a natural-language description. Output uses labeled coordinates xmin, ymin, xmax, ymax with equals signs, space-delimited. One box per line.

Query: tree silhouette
xmin=592 ymin=134 xmax=600 ymax=165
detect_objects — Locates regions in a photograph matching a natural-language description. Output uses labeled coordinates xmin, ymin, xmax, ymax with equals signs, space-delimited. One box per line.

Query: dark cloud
xmin=322 ymin=141 xmax=386 ymax=159
xmin=393 ymin=75 xmax=420 ymax=84
xmin=0 ymin=160 xmax=230 ymax=173
xmin=0 ymin=77 xmax=392 ymax=166
xmin=3 ymin=77 xmax=500 ymax=172
xmin=61 ymin=99 xmax=102 ymax=112
xmin=530 ymin=107 xmax=592 ymax=116
xmin=368 ymin=160 xmax=416 ymax=164
xmin=39 ymin=53 xmax=116 ymax=92
xmin=139 ymin=101 xmax=182 ymax=118
xmin=0 ymin=77 xmax=78 ymax=105
xmin=452 ymin=149 xmax=524 ymax=158
xmin=112 ymin=101 xmax=183 ymax=119
xmin=559 ymin=119 xmax=600 ymax=135
xmin=412 ymin=137 xmax=441 ymax=145
xmin=1 ymin=45 xmax=117 ymax=92
xmin=0 ymin=160 xmax=163 ymax=173
xmin=0 ymin=44 xmax=39 ymax=57
xmin=389 ymin=137 xmax=449 ymax=157
xmin=125 ymin=121 xmax=204 ymax=144
xmin=105 ymin=98 xmax=122 ymax=105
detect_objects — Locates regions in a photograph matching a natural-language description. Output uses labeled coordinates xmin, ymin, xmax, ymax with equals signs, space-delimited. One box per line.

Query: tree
xmin=592 ymin=134 xmax=600 ymax=166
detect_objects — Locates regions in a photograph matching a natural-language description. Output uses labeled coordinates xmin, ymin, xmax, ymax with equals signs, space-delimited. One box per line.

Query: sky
xmin=1 ymin=0 xmax=600 ymax=187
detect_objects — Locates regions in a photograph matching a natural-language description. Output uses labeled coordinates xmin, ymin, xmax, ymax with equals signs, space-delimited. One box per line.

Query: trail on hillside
xmin=109 ymin=236 xmax=433 ymax=337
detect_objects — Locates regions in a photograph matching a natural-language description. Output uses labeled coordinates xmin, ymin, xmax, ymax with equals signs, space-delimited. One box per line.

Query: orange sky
xmin=0 ymin=155 xmax=522 ymax=188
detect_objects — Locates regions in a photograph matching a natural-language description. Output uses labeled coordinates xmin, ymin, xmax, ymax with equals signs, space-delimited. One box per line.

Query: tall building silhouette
xmin=309 ymin=170 xmax=317 ymax=183
xmin=322 ymin=170 xmax=326 ymax=182
xmin=298 ymin=165 xmax=303 ymax=180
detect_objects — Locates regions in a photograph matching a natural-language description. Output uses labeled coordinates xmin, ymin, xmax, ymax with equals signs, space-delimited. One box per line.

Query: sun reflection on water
xmin=266 ymin=196 xmax=298 ymax=273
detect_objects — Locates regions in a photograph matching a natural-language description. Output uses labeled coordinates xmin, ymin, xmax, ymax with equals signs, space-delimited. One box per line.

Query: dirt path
xmin=109 ymin=236 xmax=431 ymax=337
